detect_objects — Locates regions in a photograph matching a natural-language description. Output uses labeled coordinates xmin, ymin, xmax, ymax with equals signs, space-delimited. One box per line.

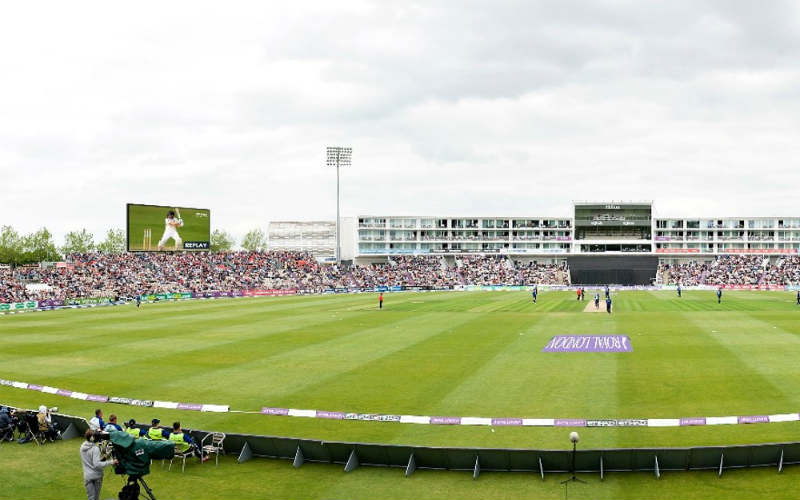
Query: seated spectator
xmin=169 ymin=421 xmax=208 ymax=461
xmin=88 ymin=409 xmax=105 ymax=431
xmin=105 ymin=414 xmax=122 ymax=432
xmin=146 ymin=418 xmax=169 ymax=440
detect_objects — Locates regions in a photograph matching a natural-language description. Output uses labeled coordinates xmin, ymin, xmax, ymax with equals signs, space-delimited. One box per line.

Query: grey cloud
xmin=2 ymin=0 xmax=800 ymax=245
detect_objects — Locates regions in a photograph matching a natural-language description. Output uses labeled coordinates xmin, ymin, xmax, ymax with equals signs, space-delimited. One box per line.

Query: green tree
xmin=210 ymin=229 xmax=235 ymax=252
xmin=61 ymin=228 xmax=96 ymax=255
xmin=21 ymin=228 xmax=61 ymax=263
xmin=240 ymin=228 xmax=267 ymax=251
xmin=96 ymin=229 xmax=126 ymax=254
xmin=0 ymin=225 xmax=24 ymax=265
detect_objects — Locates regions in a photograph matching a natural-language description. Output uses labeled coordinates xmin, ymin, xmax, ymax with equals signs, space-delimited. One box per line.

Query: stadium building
xmin=267 ymin=220 xmax=354 ymax=259
xmin=344 ymin=201 xmax=800 ymax=285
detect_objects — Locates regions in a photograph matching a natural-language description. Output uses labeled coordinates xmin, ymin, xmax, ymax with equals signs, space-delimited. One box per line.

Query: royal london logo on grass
xmin=542 ymin=335 xmax=633 ymax=353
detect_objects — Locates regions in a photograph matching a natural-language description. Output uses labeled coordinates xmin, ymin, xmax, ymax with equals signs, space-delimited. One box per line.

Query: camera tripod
xmin=122 ymin=475 xmax=157 ymax=500
xmin=560 ymin=441 xmax=586 ymax=500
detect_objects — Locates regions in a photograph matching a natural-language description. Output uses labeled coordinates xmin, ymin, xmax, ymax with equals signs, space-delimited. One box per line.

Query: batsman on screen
xmin=158 ymin=209 xmax=183 ymax=251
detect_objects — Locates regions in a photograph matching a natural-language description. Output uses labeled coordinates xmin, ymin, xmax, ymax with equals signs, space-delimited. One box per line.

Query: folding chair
xmin=169 ymin=442 xmax=196 ymax=473
xmin=201 ymin=432 xmax=226 ymax=466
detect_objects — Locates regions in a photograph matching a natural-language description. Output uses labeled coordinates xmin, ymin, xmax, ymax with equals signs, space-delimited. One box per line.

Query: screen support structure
xmin=326 ymin=147 xmax=352 ymax=263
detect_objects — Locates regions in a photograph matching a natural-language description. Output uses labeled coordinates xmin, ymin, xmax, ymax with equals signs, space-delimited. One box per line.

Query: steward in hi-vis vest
xmin=124 ymin=419 xmax=141 ymax=439
xmin=146 ymin=418 xmax=168 ymax=440
xmin=148 ymin=427 xmax=164 ymax=440
xmin=169 ymin=429 xmax=191 ymax=453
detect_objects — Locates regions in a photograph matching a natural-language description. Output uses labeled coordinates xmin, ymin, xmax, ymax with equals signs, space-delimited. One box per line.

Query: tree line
xmin=0 ymin=226 xmax=269 ymax=266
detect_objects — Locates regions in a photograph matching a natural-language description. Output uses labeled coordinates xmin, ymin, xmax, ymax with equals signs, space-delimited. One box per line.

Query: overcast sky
xmin=2 ymin=1 xmax=800 ymax=244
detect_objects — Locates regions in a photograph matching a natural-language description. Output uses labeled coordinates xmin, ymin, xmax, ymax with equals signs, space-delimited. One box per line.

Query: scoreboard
xmin=574 ymin=203 xmax=652 ymax=228
xmin=574 ymin=202 xmax=652 ymax=247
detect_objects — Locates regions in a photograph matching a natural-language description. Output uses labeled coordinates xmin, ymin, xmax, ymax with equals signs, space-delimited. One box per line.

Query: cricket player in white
xmin=157 ymin=210 xmax=183 ymax=251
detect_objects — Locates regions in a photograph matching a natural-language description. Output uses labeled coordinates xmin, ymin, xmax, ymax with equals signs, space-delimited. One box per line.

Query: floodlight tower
xmin=326 ymin=146 xmax=352 ymax=263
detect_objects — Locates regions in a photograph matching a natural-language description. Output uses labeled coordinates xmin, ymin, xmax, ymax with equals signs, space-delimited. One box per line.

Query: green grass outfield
xmin=2 ymin=290 xmax=800 ymax=499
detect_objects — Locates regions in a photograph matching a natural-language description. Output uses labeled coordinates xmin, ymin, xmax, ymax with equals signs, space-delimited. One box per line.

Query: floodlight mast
xmin=326 ymin=147 xmax=351 ymax=264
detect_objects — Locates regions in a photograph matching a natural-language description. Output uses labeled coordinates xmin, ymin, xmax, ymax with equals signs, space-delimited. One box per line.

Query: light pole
xmin=326 ymin=146 xmax=352 ymax=263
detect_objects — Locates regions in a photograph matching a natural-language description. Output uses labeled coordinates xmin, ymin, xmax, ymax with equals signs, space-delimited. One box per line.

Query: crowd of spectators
xmin=453 ymin=255 xmax=568 ymax=285
xmin=659 ymin=255 xmax=800 ymax=286
xmin=0 ymin=252 xmax=569 ymax=302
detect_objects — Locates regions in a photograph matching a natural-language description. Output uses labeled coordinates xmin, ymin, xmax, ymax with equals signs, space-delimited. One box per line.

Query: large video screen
xmin=127 ymin=204 xmax=210 ymax=252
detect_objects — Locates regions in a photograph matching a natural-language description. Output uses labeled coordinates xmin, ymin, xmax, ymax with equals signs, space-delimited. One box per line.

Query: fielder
xmin=157 ymin=210 xmax=184 ymax=251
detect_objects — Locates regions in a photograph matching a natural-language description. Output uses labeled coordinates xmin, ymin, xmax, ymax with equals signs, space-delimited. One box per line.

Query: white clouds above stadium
xmin=2 ymin=1 xmax=800 ymax=242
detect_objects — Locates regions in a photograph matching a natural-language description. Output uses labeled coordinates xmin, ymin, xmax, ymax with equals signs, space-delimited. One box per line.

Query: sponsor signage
xmin=38 ymin=299 xmax=65 ymax=307
xmin=680 ymin=417 xmax=707 ymax=426
xmin=586 ymin=419 xmax=648 ymax=427
xmin=430 ymin=248 xmax=501 ymax=254
xmin=543 ymin=335 xmax=633 ymax=353
xmin=721 ymin=284 xmax=786 ymax=291
xmin=315 ymin=411 xmax=345 ymax=420
xmin=261 ymin=407 xmax=290 ymax=416
xmin=190 ymin=291 xmax=244 ymax=299
xmin=586 ymin=419 xmax=617 ymax=427
xmin=344 ymin=413 xmax=402 ymax=422
xmin=491 ymin=418 xmax=523 ymax=426
xmin=723 ymin=248 xmax=797 ymax=254
xmin=66 ymin=297 xmax=111 ymax=305
xmin=655 ymin=248 xmax=700 ymax=253
xmin=430 ymin=416 xmax=462 ymax=425
xmin=244 ymin=289 xmax=297 ymax=297
xmin=555 ymin=419 xmax=586 ymax=427
xmin=738 ymin=415 xmax=769 ymax=424
xmin=109 ymin=396 xmax=155 ymax=407
xmin=177 ymin=402 xmax=203 ymax=411
xmin=359 ymin=248 xmax=426 ymax=255
xmin=0 ymin=301 xmax=38 ymax=311
xmin=616 ymin=419 xmax=648 ymax=427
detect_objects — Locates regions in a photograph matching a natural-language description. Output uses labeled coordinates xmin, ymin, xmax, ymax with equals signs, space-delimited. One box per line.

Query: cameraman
xmin=80 ymin=430 xmax=116 ymax=500
xmin=0 ymin=406 xmax=13 ymax=442
xmin=37 ymin=405 xmax=59 ymax=441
